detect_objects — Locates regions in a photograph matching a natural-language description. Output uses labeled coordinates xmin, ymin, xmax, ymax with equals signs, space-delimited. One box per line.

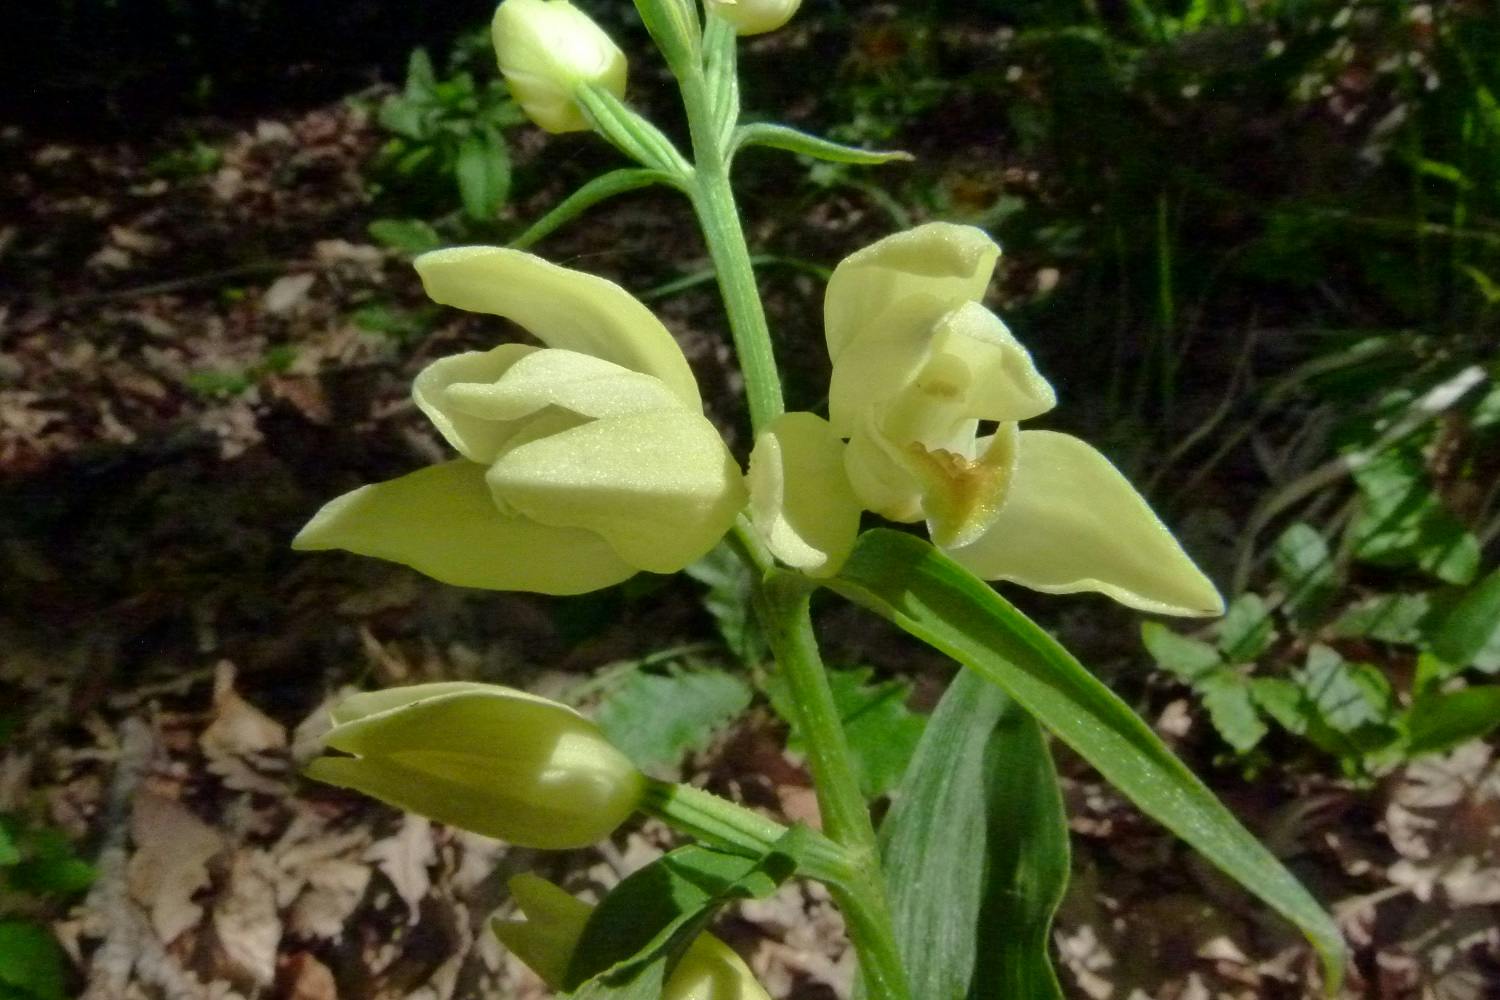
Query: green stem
xmin=680 ymin=68 xmax=784 ymax=434
xmin=752 ymin=573 xmax=911 ymax=1000
xmin=673 ymin=45 xmax=906 ymax=1000
xmin=640 ymin=779 xmax=850 ymax=885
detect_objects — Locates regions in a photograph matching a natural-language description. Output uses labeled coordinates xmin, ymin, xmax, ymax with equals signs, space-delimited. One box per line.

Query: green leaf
xmin=1249 ymin=677 xmax=1314 ymax=735
xmin=1331 ymin=591 xmax=1444 ymax=645
xmin=510 ymin=169 xmax=678 ymax=251
xmin=1218 ymin=593 xmax=1275 ymax=662
xmin=831 ymin=530 xmax=1346 ymax=992
xmin=1197 ymin=673 xmax=1269 ymax=753
xmin=5 ymin=828 xmax=94 ymax=898
xmin=0 ymin=920 xmax=66 ymax=1000
xmin=567 ymin=960 xmax=667 ymax=1000
xmin=878 ymin=670 xmax=1001 ymax=1000
xmin=1298 ymin=645 xmax=1393 ymax=734
xmin=1273 ymin=522 xmax=1338 ymax=623
xmin=1404 ymin=686 xmax=1500 ymax=756
xmin=879 ymin=670 xmax=1067 ymax=1000
xmin=1432 ymin=568 xmax=1500 ymax=667
xmin=0 ymin=821 xmax=17 ymax=867
xmin=455 ymin=126 xmax=511 ymax=221
xmin=685 ymin=543 xmax=767 ymax=665
xmin=732 ymin=123 xmax=913 ymax=166
xmin=975 ymin=689 xmax=1069 ymax=1000
xmin=595 ymin=667 xmax=753 ymax=772
xmin=404 ymin=48 xmax=437 ymax=100
xmin=566 ymin=839 xmax=796 ymax=991
xmin=1140 ymin=622 xmax=1221 ymax=681
xmin=768 ymin=666 xmax=926 ymax=799
xmin=1350 ymin=452 xmax=1481 ymax=584
xmin=367 ymin=218 xmax=443 ymax=255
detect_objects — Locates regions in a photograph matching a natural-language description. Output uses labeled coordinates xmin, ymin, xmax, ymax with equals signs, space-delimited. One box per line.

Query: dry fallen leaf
xmin=127 ymin=793 xmax=226 ymax=944
xmin=366 ymin=815 xmax=436 ymax=923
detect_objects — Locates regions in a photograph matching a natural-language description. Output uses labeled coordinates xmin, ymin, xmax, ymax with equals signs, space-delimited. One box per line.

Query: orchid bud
xmin=492 ymin=0 xmax=627 ymax=133
xmin=305 ymin=683 xmax=645 ymax=849
xmin=706 ymin=0 xmax=802 ymax=35
xmin=495 ymin=875 xmax=774 ymax=1000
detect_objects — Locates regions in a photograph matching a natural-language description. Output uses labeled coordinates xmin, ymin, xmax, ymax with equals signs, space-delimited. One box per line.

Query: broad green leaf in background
xmin=1218 ymin=594 xmax=1276 ymax=662
xmin=0 ymin=818 xmax=18 ymax=867
xmin=768 ymin=666 xmax=927 ymax=799
xmin=367 ymin=218 xmax=444 ymax=255
xmin=686 ymin=543 xmax=767 ymax=664
xmin=1196 ymin=673 xmax=1269 ymax=753
xmin=1141 ymin=624 xmax=1267 ymax=752
xmin=1350 ymin=452 xmax=1481 ymax=585
xmin=831 ymin=530 xmax=1346 ymax=991
xmin=1432 ymin=568 xmax=1500 ymax=667
xmin=1298 ymin=645 xmax=1393 ymax=735
xmin=456 ymin=125 xmax=511 ymax=221
xmin=565 ymin=839 xmax=798 ymax=992
xmin=877 ymin=669 xmax=1068 ymax=1000
xmin=1140 ymin=622 xmax=1220 ymax=681
xmin=1404 ymin=686 xmax=1500 ymax=756
xmin=0 ymin=920 xmax=66 ymax=1000
xmin=1273 ymin=522 xmax=1338 ymax=623
xmin=1332 ymin=591 xmax=1445 ymax=645
xmin=596 ymin=667 xmax=753 ymax=772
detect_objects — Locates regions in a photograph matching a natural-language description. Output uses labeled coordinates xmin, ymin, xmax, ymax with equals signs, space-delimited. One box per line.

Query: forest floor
xmin=1 ymin=73 xmax=1498 ymax=1000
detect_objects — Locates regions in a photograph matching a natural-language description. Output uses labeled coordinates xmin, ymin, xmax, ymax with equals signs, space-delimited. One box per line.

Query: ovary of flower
xmin=305 ymin=683 xmax=644 ymax=849
xmin=825 ymin=223 xmax=1224 ymax=618
xmin=706 ymin=0 xmax=803 ymax=35
xmin=294 ymin=247 xmax=746 ymax=595
xmin=492 ymin=0 xmax=627 ymax=133
xmin=495 ymin=874 xmax=773 ymax=1000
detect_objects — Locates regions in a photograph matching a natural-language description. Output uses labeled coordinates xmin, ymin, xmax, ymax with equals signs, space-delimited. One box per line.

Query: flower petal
xmin=414 ymin=343 xmax=538 ymax=463
xmin=293 ymin=460 xmax=637 ymax=595
xmin=927 ymin=300 xmax=1055 ymax=422
xmin=748 ymin=412 xmax=862 ymax=577
xmin=910 ymin=420 xmax=1019 ymax=550
xmin=824 ymin=222 xmax=1000 ymax=363
xmin=488 ymin=410 xmax=748 ymax=573
xmin=415 ymin=247 xmax=701 ymax=408
xmin=947 ymin=431 xmax=1225 ymax=616
xmin=843 ymin=412 xmax=925 ymax=523
xmin=442 ymin=348 xmax=683 ymax=425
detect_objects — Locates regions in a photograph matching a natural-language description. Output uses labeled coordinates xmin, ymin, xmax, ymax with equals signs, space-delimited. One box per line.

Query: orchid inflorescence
xmin=297 ymin=1 xmax=1343 ymax=997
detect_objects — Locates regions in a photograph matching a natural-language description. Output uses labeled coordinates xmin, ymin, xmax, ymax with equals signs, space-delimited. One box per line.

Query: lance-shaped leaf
xmin=878 ymin=668 xmax=1067 ymax=1000
xmin=510 ymin=169 xmax=681 ymax=251
xmin=831 ymin=529 xmax=1347 ymax=992
xmin=733 ymin=122 xmax=911 ymax=167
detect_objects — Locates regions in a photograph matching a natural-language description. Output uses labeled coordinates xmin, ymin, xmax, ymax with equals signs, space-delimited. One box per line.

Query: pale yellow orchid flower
xmin=295 ymin=247 xmax=746 ymax=595
xmin=492 ymin=0 xmax=627 ymax=133
xmin=822 ymin=222 xmax=1224 ymax=618
xmin=495 ymin=874 xmax=774 ymax=1000
xmin=305 ymin=683 xmax=644 ymax=849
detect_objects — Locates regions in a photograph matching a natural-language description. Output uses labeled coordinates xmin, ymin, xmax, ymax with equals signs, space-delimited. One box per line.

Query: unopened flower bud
xmin=492 ymin=0 xmax=627 ymax=133
xmin=306 ymin=682 xmax=644 ymax=849
xmin=495 ymin=875 xmax=773 ymax=999
xmin=706 ymin=0 xmax=802 ymax=35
